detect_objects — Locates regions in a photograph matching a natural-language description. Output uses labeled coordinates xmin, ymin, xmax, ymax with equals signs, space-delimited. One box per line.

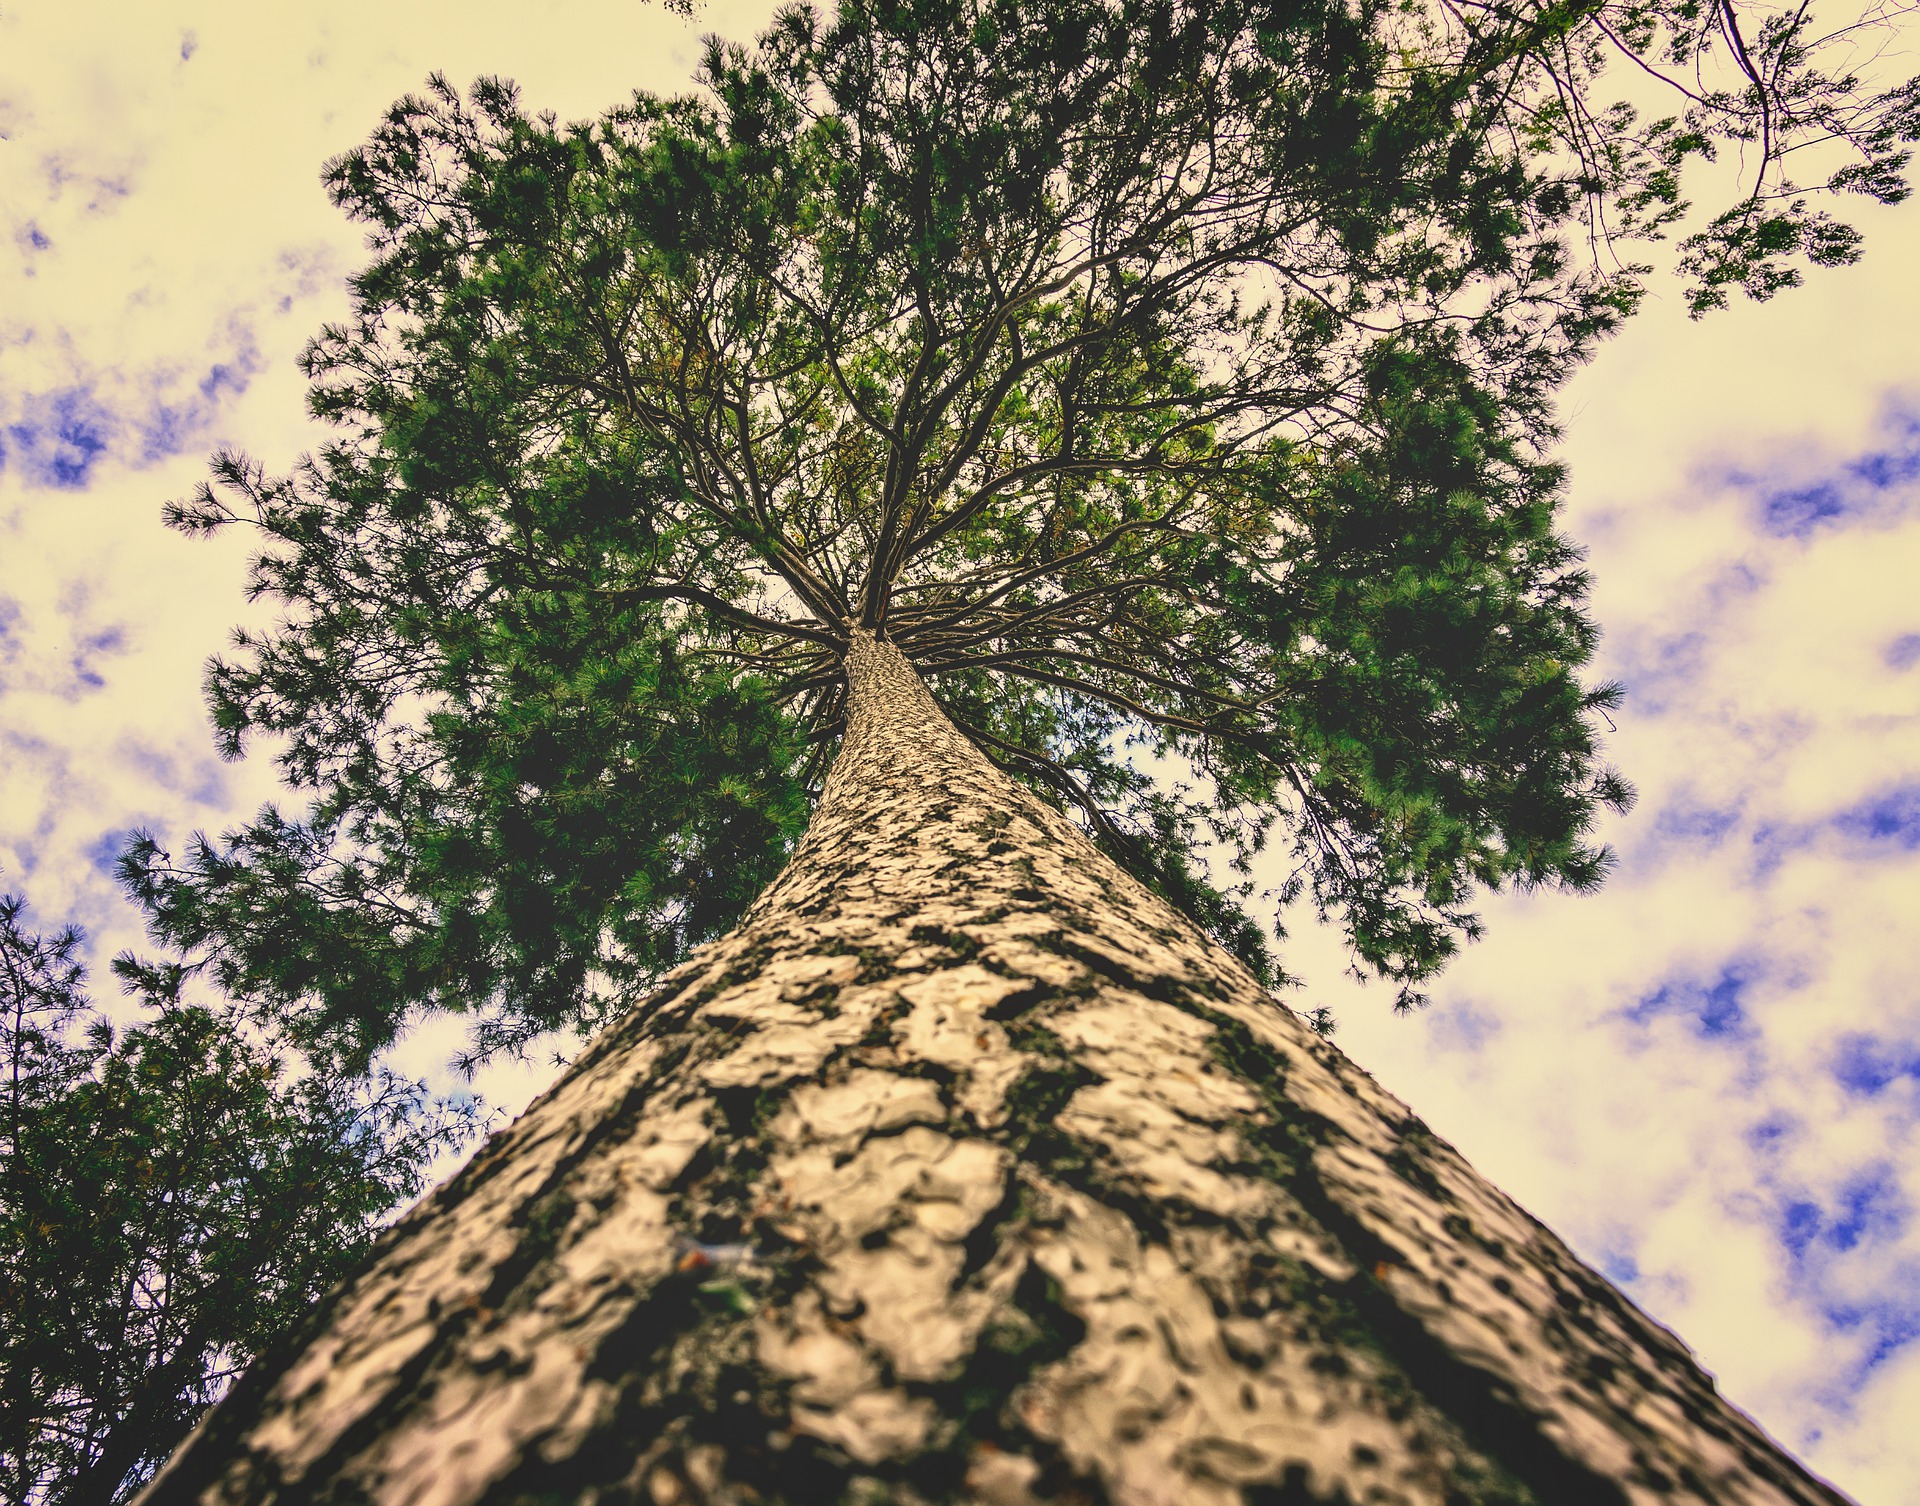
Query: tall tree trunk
xmin=139 ymin=632 xmax=1846 ymax=1506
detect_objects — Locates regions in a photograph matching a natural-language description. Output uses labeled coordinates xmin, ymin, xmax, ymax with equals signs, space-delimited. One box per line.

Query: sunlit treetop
xmin=130 ymin=0 xmax=1918 ymax=1069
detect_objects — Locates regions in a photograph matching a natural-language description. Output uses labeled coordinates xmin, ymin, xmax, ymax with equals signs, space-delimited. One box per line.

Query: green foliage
xmin=124 ymin=498 xmax=812 ymax=1069
xmin=132 ymin=0 xmax=1914 ymax=1061
xmin=1589 ymin=0 xmax=1920 ymax=314
xmin=0 ymin=895 xmax=472 ymax=1505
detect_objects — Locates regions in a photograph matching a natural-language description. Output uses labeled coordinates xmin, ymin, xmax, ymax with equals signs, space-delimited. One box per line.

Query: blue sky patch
xmin=1605 ymin=628 xmax=1711 ymax=715
xmin=68 ymin=624 xmax=127 ymax=693
xmin=40 ymin=153 xmax=136 ymax=214
xmin=1843 ymin=1302 xmax=1920 ymax=1379
xmin=1747 ymin=1113 xmax=1795 ymax=1149
xmin=1598 ymin=1244 xmax=1641 ymax=1286
xmin=0 ymin=596 xmax=21 ymax=695
xmin=1748 ymin=786 xmax=1920 ymax=874
xmin=1846 ymin=414 xmax=1920 ymax=489
xmin=1626 ymin=963 xmax=1756 ymax=1038
xmin=1833 ymin=1034 xmax=1920 ymax=1096
xmin=198 ymin=360 xmax=249 ymax=400
xmin=3 ymin=338 xmax=263 ymax=489
xmin=1811 ymin=1294 xmax=1920 ymax=1388
xmin=1774 ymin=1168 xmax=1920 ymax=1385
xmin=1424 ymin=995 xmax=1503 ymax=1052
xmin=1834 ymin=785 xmax=1920 ymax=852
xmin=1753 ymin=409 xmax=1920 ymax=539
xmin=3 ymin=385 xmax=116 ymax=488
xmin=115 ymin=739 xmax=233 ymax=810
xmin=1824 ymin=1168 xmax=1909 ymax=1254
xmin=82 ymin=827 xmax=132 ymax=877
xmin=1650 ymin=800 xmax=1741 ymax=846
xmin=1783 ymin=1198 xmax=1823 ymax=1258
xmin=1762 ymin=482 xmax=1849 ymax=537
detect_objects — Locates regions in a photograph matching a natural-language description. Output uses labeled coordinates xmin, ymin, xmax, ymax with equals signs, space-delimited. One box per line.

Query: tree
xmin=132 ymin=0 xmax=1914 ymax=1499
xmin=0 ymin=895 xmax=472 ymax=1506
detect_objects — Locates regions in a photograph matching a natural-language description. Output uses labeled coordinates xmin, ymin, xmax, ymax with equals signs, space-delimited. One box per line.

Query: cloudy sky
xmin=4 ymin=2 xmax=1917 ymax=1499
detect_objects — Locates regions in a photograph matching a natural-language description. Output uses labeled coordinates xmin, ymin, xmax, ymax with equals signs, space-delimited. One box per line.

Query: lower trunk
xmin=140 ymin=632 xmax=1844 ymax=1506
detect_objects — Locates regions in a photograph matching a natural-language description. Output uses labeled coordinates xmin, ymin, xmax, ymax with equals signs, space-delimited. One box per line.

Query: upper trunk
xmin=138 ymin=631 xmax=1846 ymax=1506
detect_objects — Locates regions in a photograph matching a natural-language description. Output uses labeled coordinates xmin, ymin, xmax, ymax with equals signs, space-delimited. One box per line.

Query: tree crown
xmin=133 ymin=0 xmax=1918 ymax=1067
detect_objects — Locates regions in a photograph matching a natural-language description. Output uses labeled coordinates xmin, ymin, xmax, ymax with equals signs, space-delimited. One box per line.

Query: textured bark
xmin=140 ymin=632 xmax=1847 ymax=1506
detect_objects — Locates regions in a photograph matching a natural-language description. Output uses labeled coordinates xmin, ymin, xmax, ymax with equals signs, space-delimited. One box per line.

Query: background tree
xmin=0 ymin=893 xmax=473 ymax=1506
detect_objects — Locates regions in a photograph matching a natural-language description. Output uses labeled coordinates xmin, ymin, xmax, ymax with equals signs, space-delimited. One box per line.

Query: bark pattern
xmin=140 ymin=633 xmax=1848 ymax=1506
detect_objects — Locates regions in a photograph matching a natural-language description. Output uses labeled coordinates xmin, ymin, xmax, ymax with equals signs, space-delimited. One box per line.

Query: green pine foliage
xmin=126 ymin=0 xmax=1915 ymax=1067
xmin=0 ymin=896 xmax=473 ymax=1506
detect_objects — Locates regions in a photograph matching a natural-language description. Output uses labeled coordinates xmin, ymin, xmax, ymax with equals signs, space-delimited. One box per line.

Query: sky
xmin=2 ymin=2 xmax=1917 ymax=1499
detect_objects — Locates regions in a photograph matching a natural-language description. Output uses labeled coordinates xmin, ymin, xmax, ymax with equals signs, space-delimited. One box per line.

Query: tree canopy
xmin=0 ymin=894 xmax=472 ymax=1506
xmin=128 ymin=0 xmax=1917 ymax=1069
